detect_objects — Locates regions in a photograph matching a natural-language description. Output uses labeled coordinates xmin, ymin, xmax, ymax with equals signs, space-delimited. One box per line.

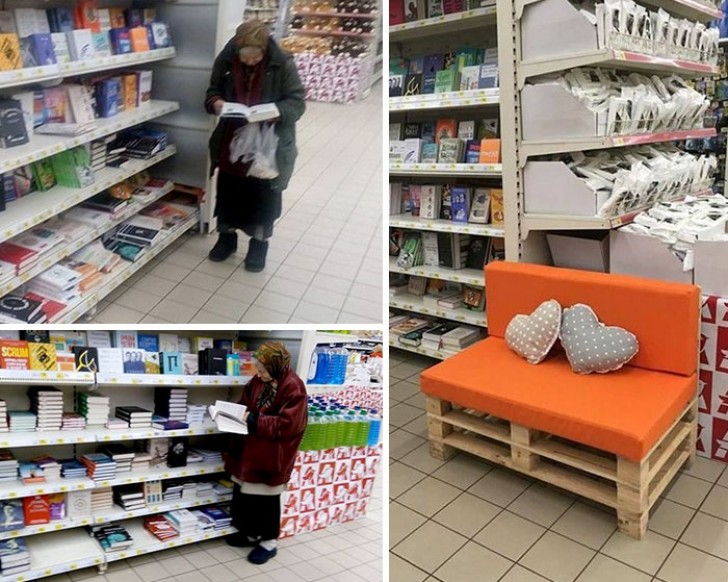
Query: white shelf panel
xmin=0 ymin=100 xmax=179 ymax=175
xmin=390 ymin=294 xmax=487 ymax=327
xmin=389 ymin=89 xmax=499 ymax=112
xmin=0 ymin=178 xmax=175 ymax=296
xmin=389 ymin=257 xmax=484 ymax=286
xmin=389 ymin=162 xmax=502 ymax=177
xmin=0 ymin=48 xmax=176 ymax=92
xmin=0 ymin=494 xmax=232 ymax=541
xmin=390 ymin=5 xmax=497 ymax=42
xmin=634 ymin=0 xmax=721 ymax=21
xmin=0 ymin=463 xmax=225 ymax=500
xmin=519 ymin=48 xmax=720 ymax=82
xmin=0 ymin=146 xmax=177 ymax=246
xmin=95 ymin=422 xmax=221 ymax=444
xmin=104 ymin=520 xmax=236 ymax=562
xmin=0 ymin=370 xmax=94 ymax=386
xmin=389 ymin=214 xmax=505 ymax=237
xmin=0 ymin=529 xmax=105 ymax=582
xmin=96 ymin=373 xmax=251 ymax=387
xmin=389 ymin=338 xmax=451 ymax=360
xmin=521 ymin=128 xmax=717 ymax=158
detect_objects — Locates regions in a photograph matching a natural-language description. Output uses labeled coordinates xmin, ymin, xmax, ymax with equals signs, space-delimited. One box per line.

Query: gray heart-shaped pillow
xmin=505 ymin=299 xmax=562 ymax=364
xmin=560 ymin=304 xmax=639 ymax=374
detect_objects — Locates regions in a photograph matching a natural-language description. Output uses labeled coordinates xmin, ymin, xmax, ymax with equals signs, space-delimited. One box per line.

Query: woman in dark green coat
xmin=205 ymin=21 xmax=305 ymax=270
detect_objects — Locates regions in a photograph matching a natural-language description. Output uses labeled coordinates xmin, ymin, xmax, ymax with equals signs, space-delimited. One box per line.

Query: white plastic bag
xmin=228 ymin=122 xmax=279 ymax=180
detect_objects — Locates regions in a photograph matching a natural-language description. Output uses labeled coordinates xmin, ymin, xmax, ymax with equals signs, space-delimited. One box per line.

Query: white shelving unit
xmin=389 ymin=6 xmax=501 ymax=352
xmin=0 ymin=366 xmax=244 ymax=580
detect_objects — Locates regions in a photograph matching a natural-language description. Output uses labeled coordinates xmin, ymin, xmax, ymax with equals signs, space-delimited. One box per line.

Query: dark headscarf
xmin=253 ymin=341 xmax=291 ymax=409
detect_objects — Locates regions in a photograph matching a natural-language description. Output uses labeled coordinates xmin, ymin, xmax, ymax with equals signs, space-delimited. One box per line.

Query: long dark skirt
xmin=215 ymin=171 xmax=282 ymax=239
xmin=230 ymin=484 xmax=281 ymax=541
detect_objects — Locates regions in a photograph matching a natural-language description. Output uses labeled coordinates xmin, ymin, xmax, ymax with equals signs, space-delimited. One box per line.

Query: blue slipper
xmin=248 ymin=545 xmax=277 ymax=564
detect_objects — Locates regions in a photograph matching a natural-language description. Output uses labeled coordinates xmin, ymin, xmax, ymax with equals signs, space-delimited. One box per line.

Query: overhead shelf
xmin=96 ymin=372 xmax=251 ymax=387
xmin=521 ymin=127 xmax=717 ymax=158
xmin=389 ymin=257 xmax=485 ymax=286
xmin=389 ymin=162 xmax=502 ymax=177
xmin=519 ymin=49 xmax=720 ymax=84
xmin=0 ymin=370 xmax=94 ymax=385
xmin=0 ymin=147 xmax=177 ymax=246
xmin=389 ymin=88 xmax=499 ymax=112
xmin=0 ymin=100 xmax=179 ymax=175
xmin=515 ymin=0 xmax=721 ymax=20
xmin=0 ymin=48 xmax=176 ymax=92
xmin=389 ymin=5 xmax=497 ymax=43
xmin=390 ymin=293 xmax=487 ymax=326
xmin=389 ymin=214 xmax=505 ymax=237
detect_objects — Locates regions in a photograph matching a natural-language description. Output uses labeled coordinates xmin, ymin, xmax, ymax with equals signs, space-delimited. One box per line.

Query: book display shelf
xmin=0 ymin=329 xmax=383 ymax=581
xmin=0 ymin=2 xmax=196 ymax=325
xmin=388 ymin=0 xmax=505 ymax=359
xmin=389 ymin=0 xmax=725 ymax=359
xmin=280 ymin=0 xmax=381 ymax=103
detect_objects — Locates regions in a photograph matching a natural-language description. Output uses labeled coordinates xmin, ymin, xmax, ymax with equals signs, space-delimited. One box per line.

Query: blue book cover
xmin=465 ymin=140 xmax=480 ymax=164
xmin=125 ymin=9 xmax=144 ymax=28
xmin=161 ymin=352 xmax=182 ymax=375
xmin=422 ymin=73 xmax=437 ymax=95
xmin=421 ymin=121 xmax=436 ymax=143
xmin=145 ymin=24 xmax=156 ymax=50
xmin=423 ymin=53 xmax=444 ymax=74
xmin=48 ymin=8 xmax=75 ymax=33
xmin=95 ymin=78 xmax=121 ymax=118
xmin=0 ymin=501 xmax=24 ymax=532
xmin=30 ymin=34 xmax=57 ymax=65
xmin=109 ymin=28 xmax=131 ymax=54
xmin=137 ymin=334 xmax=159 ymax=353
xmin=0 ymin=538 xmax=28 ymax=556
xmin=451 ymin=187 xmax=470 ymax=223
xmin=213 ymin=339 xmax=232 ymax=352
xmin=408 ymin=56 xmax=424 ymax=75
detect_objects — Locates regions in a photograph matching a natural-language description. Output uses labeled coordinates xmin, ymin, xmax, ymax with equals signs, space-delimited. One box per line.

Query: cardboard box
xmin=524 ymin=161 xmax=610 ymax=215
xmin=547 ymin=232 xmax=609 ymax=273
xmin=695 ymin=241 xmax=728 ymax=297
xmin=609 ymin=230 xmax=692 ymax=284
xmin=521 ymin=0 xmax=598 ymax=62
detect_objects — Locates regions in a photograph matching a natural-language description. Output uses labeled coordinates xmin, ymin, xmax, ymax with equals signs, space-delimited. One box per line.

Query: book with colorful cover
xmin=0 ymin=501 xmax=24 ymax=532
xmin=0 ymin=339 xmax=29 ymax=369
xmin=28 ymin=342 xmax=56 ymax=371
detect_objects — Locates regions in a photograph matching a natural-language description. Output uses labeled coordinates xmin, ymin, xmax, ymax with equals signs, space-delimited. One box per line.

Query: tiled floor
xmin=390 ymin=348 xmax=728 ymax=582
xmin=87 ymin=86 xmax=383 ymax=324
xmin=39 ymin=477 xmax=382 ymax=582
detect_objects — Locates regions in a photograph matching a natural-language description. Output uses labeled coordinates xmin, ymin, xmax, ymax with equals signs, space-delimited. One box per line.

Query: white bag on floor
xmin=229 ymin=123 xmax=279 ymax=181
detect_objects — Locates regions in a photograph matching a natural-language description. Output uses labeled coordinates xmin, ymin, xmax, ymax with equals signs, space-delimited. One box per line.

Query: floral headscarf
xmin=253 ymin=341 xmax=291 ymax=409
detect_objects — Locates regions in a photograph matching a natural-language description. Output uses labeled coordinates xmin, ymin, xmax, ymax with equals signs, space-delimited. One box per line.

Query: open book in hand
xmin=208 ymin=400 xmax=248 ymax=435
xmin=220 ymin=102 xmax=279 ymax=123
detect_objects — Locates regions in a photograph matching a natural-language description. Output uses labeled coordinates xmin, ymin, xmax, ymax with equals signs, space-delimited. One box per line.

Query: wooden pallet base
xmin=426 ymin=396 xmax=697 ymax=539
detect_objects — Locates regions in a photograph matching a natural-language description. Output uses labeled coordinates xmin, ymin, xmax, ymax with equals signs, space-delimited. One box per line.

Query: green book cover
xmin=30 ymin=158 xmax=56 ymax=192
xmin=435 ymin=70 xmax=458 ymax=93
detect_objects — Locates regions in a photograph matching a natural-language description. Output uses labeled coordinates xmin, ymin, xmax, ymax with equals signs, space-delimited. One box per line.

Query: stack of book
xmin=77 ymin=392 xmax=110 ymax=426
xmin=162 ymin=482 xmax=183 ymax=502
xmin=190 ymin=509 xmax=215 ymax=531
xmin=0 ymin=451 xmax=14 ymax=483
xmin=114 ymin=485 xmax=145 ymax=511
xmin=0 ymin=228 xmax=64 ymax=276
xmin=154 ymin=388 xmax=188 ymax=422
xmin=181 ymin=482 xmax=196 ymax=499
xmin=212 ymin=479 xmax=233 ymax=497
xmin=0 ymin=294 xmax=47 ymax=323
xmin=57 ymin=256 xmax=102 ymax=294
xmin=141 ymin=200 xmax=193 ymax=228
xmin=28 ymin=386 xmax=64 ymax=431
xmin=18 ymin=462 xmax=45 ymax=484
xmin=98 ymin=444 xmax=134 ymax=473
xmin=151 ymin=417 xmax=188 ymax=431
xmin=0 ymin=538 xmax=30 ymax=576
xmin=89 ymin=139 xmax=108 ymax=172
xmin=165 ymin=509 xmax=198 ymax=535
xmin=26 ymin=264 xmax=82 ymax=307
xmin=61 ymin=412 xmax=86 ymax=430
xmin=196 ymin=482 xmax=213 ymax=498
xmin=110 ymin=129 xmax=167 ymax=159
xmin=144 ymin=514 xmax=177 ymax=541
xmin=441 ymin=326 xmax=482 ymax=355
xmin=190 ymin=448 xmax=222 ymax=464
xmin=186 ymin=404 xmax=206 ymax=425
xmin=80 ymin=453 xmax=116 ymax=482
xmin=421 ymin=323 xmax=459 ymax=352
xmin=0 ymin=500 xmax=23 ymax=532
xmin=64 ymin=206 xmax=113 ymax=231
xmin=72 ymin=241 xmax=121 ymax=275
xmin=33 ymin=456 xmax=60 ymax=480
xmin=187 ymin=449 xmax=203 ymax=464
xmin=90 ymin=487 xmax=113 ymax=511
xmin=109 ymin=216 xmax=164 ymax=248
xmin=115 ymin=406 xmax=153 ymax=428
xmin=8 ymin=411 xmax=36 ymax=432
xmin=131 ymin=452 xmax=151 ymax=472
xmin=199 ymin=506 xmax=232 ymax=530
xmin=90 ymin=523 xmax=133 ymax=552
xmin=60 ymin=458 xmax=87 ymax=479
xmin=81 ymin=191 xmax=130 ymax=216
xmin=0 ymin=400 xmax=7 ymax=432
xmin=105 ymin=417 xmax=128 ymax=430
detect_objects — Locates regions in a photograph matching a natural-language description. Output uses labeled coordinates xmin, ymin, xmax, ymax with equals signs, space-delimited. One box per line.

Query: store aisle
xmin=390 ymin=349 xmax=728 ymax=582
xmin=88 ymin=88 xmax=383 ymax=324
xmin=39 ymin=477 xmax=382 ymax=582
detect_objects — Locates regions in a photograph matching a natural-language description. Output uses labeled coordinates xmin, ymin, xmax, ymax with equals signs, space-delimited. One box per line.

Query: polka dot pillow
xmin=560 ymin=304 xmax=639 ymax=375
xmin=505 ymin=299 xmax=562 ymax=365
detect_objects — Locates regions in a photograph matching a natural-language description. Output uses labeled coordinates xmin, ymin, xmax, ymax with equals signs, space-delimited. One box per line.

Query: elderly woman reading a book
xmin=224 ymin=341 xmax=307 ymax=564
xmin=205 ymin=21 xmax=305 ymax=270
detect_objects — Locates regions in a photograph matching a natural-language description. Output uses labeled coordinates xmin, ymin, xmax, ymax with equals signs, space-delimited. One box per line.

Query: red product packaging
xmin=23 ymin=495 xmax=50 ymax=525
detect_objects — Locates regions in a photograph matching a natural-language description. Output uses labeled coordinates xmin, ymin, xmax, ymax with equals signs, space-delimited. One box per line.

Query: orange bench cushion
xmin=485 ymin=261 xmax=700 ymax=377
xmin=421 ymin=338 xmax=696 ymax=461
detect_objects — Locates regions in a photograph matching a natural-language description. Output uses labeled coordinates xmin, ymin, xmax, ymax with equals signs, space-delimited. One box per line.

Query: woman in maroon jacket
xmin=224 ymin=341 xmax=307 ymax=564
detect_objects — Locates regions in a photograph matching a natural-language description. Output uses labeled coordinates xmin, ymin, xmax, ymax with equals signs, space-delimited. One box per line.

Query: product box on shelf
xmin=698 ymin=294 xmax=728 ymax=462
xmin=547 ymin=232 xmax=609 ymax=273
xmin=523 ymin=161 xmax=609 ymax=215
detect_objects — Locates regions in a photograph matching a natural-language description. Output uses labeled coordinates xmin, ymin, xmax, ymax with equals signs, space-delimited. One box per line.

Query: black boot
xmin=245 ymin=238 xmax=268 ymax=272
xmin=208 ymin=232 xmax=237 ymax=262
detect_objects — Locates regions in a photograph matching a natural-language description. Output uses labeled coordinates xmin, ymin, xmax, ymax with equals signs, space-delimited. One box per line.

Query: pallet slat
xmin=647 ymin=421 xmax=692 ymax=482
